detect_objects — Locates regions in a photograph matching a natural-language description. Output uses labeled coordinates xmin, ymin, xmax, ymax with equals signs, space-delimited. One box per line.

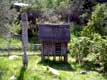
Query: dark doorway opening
xmin=55 ymin=43 xmax=61 ymax=55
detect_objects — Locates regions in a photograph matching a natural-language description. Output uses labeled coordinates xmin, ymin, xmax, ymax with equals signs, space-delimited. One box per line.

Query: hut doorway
xmin=55 ymin=43 xmax=61 ymax=55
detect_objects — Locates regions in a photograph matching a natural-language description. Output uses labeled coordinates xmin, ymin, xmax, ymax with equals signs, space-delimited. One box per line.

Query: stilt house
xmin=38 ymin=23 xmax=70 ymax=62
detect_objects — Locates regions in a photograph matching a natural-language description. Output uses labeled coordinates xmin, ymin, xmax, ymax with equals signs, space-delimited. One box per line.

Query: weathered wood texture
xmin=39 ymin=24 xmax=70 ymax=62
xmin=21 ymin=12 xmax=28 ymax=66
xmin=21 ymin=12 xmax=28 ymax=52
xmin=39 ymin=24 xmax=70 ymax=42
xmin=42 ymin=42 xmax=67 ymax=56
xmin=41 ymin=42 xmax=68 ymax=62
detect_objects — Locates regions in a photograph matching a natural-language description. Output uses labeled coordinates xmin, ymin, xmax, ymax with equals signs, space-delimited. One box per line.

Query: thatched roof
xmin=38 ymin=23 xmax=70 ymax=42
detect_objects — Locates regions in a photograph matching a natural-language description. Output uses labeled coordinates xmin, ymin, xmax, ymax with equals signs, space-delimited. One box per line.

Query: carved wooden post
xmin=21 ymin=12 xmax=28 ymax=67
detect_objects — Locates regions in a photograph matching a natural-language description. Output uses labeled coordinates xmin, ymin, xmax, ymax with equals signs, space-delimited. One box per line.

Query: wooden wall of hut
xmin=41 ymin=42 xmax=68 ymax=62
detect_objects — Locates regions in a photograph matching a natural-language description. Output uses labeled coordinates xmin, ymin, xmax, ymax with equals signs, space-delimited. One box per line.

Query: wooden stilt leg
xmin=64 ymin=55 xmax=67 ymax=62
xmin=59 ymin=56 xmax=62 ymax=61
xmin=48 ymin=55 xmax=49 ymax=60
xmin=61 ymin=56 xmax=63 ymax=61
xmin=60 ymin=56 xmax=62 ymax=61
xmin=59 ymin=56 xmax=61 ymax=61
xmin=53 ymin=56 xmax=56 ymax=61
xmin=41 ymin=53 xmax=45 ymax=61
xmin=41 ymin=56 xmax=44 ymax=61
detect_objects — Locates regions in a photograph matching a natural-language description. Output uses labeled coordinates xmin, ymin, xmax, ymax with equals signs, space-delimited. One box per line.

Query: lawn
xmin=0 ymin=52 xmax=106 ymax=80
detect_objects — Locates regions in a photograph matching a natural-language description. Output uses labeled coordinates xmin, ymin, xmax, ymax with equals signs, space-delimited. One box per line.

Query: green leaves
xmin=69 ymin=33 xmax=107 ymax=70
xmin=70 ymin=36 xmax=93 ymax=63
xmin=82 ymin=4 xmax=106 ymax=37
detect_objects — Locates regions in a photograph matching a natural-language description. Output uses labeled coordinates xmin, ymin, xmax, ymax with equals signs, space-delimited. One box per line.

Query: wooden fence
xmin=0 ymin=44 xmax=41 ymax=56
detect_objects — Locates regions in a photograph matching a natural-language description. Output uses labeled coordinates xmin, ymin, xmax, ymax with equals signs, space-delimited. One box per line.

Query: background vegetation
xmin=0 ymin=0 xmax=107 ymax=80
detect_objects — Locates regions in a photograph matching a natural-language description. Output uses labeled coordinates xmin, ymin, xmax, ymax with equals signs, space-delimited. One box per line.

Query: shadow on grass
xmin=17 ymin=66 xmax=26 ymax=80
xmin=80 ymin=60 xmax=105 ymax=73
xmin=0 ymin=70 xmax=4 ymax=80
xmin=38 ymin=59 xmax=74 ymax=71
xmin=81 ymin=61 xmax=98 ymax=71
xmin=102 ymin=73 xmax=107 ymax=80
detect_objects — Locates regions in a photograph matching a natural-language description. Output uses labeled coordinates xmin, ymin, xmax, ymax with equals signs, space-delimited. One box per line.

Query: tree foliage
xmin=0 ymin=0 xmax=18 ymax=37
xmin=70 ymin=33 xmax=107 ymax=70
xmin=70 ymin=36 xmax=93 ymax=63
xmin=0 ymin=0 xmax=9 ymax=36
xmin=82 ymin=4 xmax=107 ymax=38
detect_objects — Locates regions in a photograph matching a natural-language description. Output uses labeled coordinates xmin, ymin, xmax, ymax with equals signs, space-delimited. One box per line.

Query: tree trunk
xmin=21 ymin=12 xmax=28 ymax=67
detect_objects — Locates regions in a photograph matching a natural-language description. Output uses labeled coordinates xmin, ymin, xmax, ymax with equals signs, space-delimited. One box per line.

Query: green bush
xmin=69 ymin=33 xmax=107 ymax=71
xmin=92 ymin=34 xmax=107 ymax=71
xmin=69 ymin=36 xmax=93 ymax=63
xmin=82 ymin=4 xmax=106 ymax=38
xmin=70 ymin=23 xmax=83 ymax=37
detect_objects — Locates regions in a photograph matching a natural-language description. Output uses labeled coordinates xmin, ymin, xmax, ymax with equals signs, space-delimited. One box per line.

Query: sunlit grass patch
xmin=0 ymin=55 xmax=106 ymax=80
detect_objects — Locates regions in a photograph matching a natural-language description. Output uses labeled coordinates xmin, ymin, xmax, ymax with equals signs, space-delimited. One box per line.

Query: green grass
xmin=0 ymin=37 xmax=40 ymax=50
xmin=0 ymin=37 xmax=22 ymax=49
xmin=0 ymin=53 xmax=107 ymax=80
xmin=0 ymin=51 xmax=40 ymax=56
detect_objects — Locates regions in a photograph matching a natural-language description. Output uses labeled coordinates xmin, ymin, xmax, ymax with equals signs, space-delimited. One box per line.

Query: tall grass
xmin=0 ymin=55 xmax=106 ymax=80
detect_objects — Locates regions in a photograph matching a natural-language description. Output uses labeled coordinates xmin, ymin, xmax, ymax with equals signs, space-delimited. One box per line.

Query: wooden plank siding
xmin=38 ymin=24 xmax=70 ymax=42
xmin=41 ymin=42 xmax=67 ymax=56
xmin=39 ymin=23 xmax=70 ymax=62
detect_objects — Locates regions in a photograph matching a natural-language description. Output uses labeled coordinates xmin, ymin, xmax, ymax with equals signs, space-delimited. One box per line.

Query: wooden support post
xmin=41 ymin=53 xmax=44 ymax=61
xmin=59 ymin=56 xmax=61 ymax=61
xmin=41 ymin=43 xmax=44 ymax=61
xmin=21 ymin=12 xmax=28 ymax=67
xmin=64 ymin=55 xmax=67 ymax=62
xmin=53 ymin=56 xmax=56 ymax=61
xmin=61 ymin=56 xmax=63 ymax=61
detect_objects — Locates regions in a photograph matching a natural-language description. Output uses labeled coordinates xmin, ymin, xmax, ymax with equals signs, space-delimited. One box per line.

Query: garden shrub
xmin=69 ymin=36 xmax=93 ymax=64
xmin=69 ymin=33 xmax=107 ymax=71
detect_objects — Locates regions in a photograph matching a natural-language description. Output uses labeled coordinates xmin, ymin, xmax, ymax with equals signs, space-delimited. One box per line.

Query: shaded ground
xmin=17 ymin=67 xmax=26 ymax=80
xmin=38 ymin=59 xmax=74 ymax=71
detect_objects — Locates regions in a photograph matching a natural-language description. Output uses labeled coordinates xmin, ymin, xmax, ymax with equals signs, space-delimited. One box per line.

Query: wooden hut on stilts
xmin=38 ymin=23 xmax=70 ymax=62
